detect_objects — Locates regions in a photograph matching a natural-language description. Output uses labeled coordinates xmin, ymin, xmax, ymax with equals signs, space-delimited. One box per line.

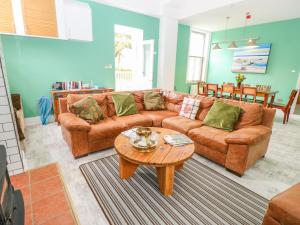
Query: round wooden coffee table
xmin=114 ymin=127 xmax=194 ymax=196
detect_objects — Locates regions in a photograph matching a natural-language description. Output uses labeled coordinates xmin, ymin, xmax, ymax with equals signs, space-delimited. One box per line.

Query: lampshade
xmin=228 ymin=41 xmax=238 ymax=49
xmin=213 ymin=43 xmax=221 ymax=50
xmin=247 ymin=39 xmax=258 ymax=48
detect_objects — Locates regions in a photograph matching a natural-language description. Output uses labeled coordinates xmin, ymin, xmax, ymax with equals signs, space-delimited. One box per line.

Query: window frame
xmin=186 ymin=28 xmax=211 ymax=84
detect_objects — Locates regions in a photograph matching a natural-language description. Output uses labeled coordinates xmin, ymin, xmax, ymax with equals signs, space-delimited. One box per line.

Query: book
xmin=121 ymin=128 xmax=138 ymax=138
xmin=163 ymin=134 xmax=193 ymax=146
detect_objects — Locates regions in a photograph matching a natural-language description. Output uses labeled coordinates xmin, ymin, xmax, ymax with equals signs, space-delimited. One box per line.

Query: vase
xmin=237 ymin=82 xmax=242 ymax=88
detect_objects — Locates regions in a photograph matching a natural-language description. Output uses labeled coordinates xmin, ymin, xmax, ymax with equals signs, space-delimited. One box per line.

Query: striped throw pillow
xmin=179 ymin=97 xmax=201 ymax=120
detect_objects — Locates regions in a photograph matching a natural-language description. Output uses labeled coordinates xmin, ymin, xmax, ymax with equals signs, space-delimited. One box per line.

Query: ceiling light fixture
xmin=243 ymin=12 xmax=259 ymax=48
xmin=211 ymin=12 xmax=260 ymax=50
xmin=213 ymin=43 xmax=221 ymax=50
xmin=246 ymin=38 xmax=258 ymax=48
xmin=228 ymin=41 xmax=238 ymax=49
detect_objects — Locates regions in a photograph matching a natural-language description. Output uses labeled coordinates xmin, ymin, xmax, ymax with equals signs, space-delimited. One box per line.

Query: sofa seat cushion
xmin=267 ymin=183 xmax=300 ymax=225
xmin=88 ymin=118 xmax=126 ymax=141
xmin=112 ymin=114 xmax=152 ymax=128
xmin=162 ymin=116 xmax=203 ymax=134
xmin=140 ymin=110 xmax=178 ymax=127
xmin=188 ymin=126 xmax=229 ymax=153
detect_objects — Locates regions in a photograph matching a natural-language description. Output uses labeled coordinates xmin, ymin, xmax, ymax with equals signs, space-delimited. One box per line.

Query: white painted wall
xmin=157 ymin=17 xmax=178 ymax=90
xmin=0 ymin=37 xmax=24 ymax=175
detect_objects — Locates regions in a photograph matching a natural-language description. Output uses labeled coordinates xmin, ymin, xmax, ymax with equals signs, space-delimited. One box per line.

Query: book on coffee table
xmin=121 ymin=128 xmax=137 ymax=138
xmin=163 ymin=134 xmax=193 ymax=146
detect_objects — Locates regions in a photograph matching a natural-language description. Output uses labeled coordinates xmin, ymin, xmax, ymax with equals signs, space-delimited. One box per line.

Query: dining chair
xmin=220 ymin=84 xmax=235 ymax=99
xmin=205 ymin=83 xmax=219 ymax=97
xmin=197 ymin=81 xmax=206 ymax=96
xmin=257 ymin=85 xmax=271 ymax=92
xmin=240 ymin=86 xmax=258 ymax=103
xmin=242 ymin=84 xmax=251 ymax=87
xmin=257 ymin=85 xmax=273 ymax=103
xmin=269 ymin=89 xmax=298 ymax=124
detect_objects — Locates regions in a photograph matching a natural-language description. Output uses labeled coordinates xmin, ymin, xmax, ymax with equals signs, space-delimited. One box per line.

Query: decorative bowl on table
xmin=129 ymin=127 xmax=159 ymax=152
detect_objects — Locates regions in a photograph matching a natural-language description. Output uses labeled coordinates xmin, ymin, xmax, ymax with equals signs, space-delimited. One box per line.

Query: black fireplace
xmin=0 ymin=145 xmax=24 ymax=225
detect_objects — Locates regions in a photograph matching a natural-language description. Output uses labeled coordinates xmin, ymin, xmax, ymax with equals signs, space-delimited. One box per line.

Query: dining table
xmin=216 ymin=87 xmax=278 ymax=107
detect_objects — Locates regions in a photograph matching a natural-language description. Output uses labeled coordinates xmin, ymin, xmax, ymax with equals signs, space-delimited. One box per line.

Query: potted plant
xmin=235 ymin=74 xmax=246 ymax=88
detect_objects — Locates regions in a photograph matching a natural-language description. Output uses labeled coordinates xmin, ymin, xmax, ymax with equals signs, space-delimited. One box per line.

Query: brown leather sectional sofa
xmin=58 ymin=89 xmax=276 ymax=176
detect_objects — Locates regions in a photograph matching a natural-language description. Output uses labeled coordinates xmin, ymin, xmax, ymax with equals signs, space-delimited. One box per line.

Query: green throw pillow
xmin=69 ymin=96 xmax=103 ymax=124
xmin=203 ymin=100 xmax=242 ymax=131
xmin=112 ymin=93 xmax=138 ymax=117
xmin=144 ymin=91 xmax=165 ymax=110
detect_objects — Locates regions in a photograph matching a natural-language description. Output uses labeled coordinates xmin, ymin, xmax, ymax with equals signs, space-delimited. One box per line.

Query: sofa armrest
xmin=59 ymin=97 xmax=68 ymax=114
xmin=59 ymin=113 xmax=91 ymax=132
xmin=225 ymin=125 xmax=271 ymax=145
xmin=262 ymin=107 xmax=276 ymax=128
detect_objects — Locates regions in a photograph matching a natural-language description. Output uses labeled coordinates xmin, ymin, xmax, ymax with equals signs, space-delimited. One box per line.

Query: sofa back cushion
xmin=195 ymin=96 xmax=215 ymax=121
xmin=105 ymin=93 xmax=116 ymax=117
xmin=220 ymin=99 xmax=263 ymax=129
xmin=132 ymin=91 xmax=145 ymax=111
xmin=67 ymin=94 xmax=108 ymax=118
xmin=163 ymin=91 xmax=188 ymax=113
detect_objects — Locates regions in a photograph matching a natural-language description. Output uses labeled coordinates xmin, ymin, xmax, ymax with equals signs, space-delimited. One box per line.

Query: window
xmin=186 ymin=30 xmax=210 ymax=83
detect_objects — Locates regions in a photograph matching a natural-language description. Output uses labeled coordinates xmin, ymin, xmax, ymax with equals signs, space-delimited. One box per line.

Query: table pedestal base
xmin=119 ymin=157 xmax=138 ymax=179
xmin=119 ymin=156 xmax=185 ymax=196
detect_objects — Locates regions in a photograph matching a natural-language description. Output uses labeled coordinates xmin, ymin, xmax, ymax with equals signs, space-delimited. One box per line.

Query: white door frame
xmin=291 ymin=72 xmax=300 ymax=114
xmin=142 ymin=39 xmax=154 ymax=85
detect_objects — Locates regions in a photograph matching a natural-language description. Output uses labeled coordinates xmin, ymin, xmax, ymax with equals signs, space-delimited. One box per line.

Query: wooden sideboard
xmin=51 ymin=88 xmax=113 ymax=122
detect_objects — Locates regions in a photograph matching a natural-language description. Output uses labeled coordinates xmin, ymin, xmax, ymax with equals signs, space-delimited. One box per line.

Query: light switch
xmin=104 ymin=64 xmax=113 ymax=69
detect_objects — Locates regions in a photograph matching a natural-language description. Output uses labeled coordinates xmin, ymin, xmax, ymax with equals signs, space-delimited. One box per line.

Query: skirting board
xmin=25 ymin=115 xmax=55 ymax=126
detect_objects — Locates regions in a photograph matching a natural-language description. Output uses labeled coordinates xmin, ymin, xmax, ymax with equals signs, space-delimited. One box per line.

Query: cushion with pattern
xmin=69 ymin=96 xmax=103 ymax=124
xmin=179 ymin=97 xmax=201 ymax=120
xmin=144 ymin=91 xmax=165 ymax=110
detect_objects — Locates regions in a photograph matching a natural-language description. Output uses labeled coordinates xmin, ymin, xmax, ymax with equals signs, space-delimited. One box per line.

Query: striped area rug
xmin=80 ymin=155 xmax=268 ymax=225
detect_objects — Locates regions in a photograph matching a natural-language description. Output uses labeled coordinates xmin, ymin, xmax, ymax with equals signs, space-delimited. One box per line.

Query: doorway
xmin=292 ymin=72 xmax=300 ymax=115
xmin=114 ymin=25 xmax=154 ymax=91
xmin=294 ymin=96 xmax=300 ymax=115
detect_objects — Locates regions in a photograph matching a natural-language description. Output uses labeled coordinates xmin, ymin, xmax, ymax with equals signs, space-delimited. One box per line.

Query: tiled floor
xmin=10 ymin=164 xmax=78 ymax=225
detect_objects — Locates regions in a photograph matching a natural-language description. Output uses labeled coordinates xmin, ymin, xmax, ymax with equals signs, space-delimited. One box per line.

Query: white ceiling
xmin=91 ymin=0 xmax=164 ymax=17
xmin=179 ymin=0 xmax=300 ymax=31
xmin=91 ymin=0 xmax=300 ymax=31
xmin=91 ymin=0 xmax=245 ymax=18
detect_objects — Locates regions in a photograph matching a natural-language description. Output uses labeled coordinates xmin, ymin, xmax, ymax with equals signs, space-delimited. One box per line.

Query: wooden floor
xmin=10 ymin=164 xmax=78 ymax=225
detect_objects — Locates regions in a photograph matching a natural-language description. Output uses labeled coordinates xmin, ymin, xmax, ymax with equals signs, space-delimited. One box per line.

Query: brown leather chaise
xmin=58 ymin=89 xmax=276 ymax=176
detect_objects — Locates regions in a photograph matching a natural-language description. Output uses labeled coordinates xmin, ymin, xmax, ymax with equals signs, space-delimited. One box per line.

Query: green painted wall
xmin=174 ymin=24 xmax=191 ymax=93
xmin=208 ymin=18 xmax=300 ymax=104
xmin=175 ymin=18 xmax=300 ymax=103
xmin=0 ymin=1 xmax=159 ymax=117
